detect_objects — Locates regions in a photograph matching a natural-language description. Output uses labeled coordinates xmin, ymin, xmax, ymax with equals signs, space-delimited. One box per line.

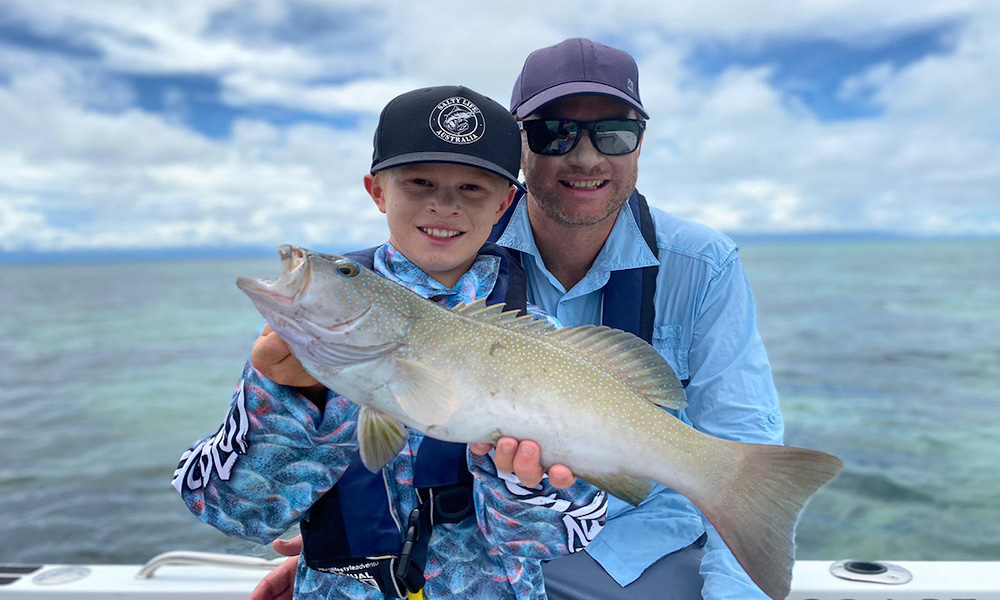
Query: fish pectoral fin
xmin=387 ymin=359 xmax=460 ymax=426
xmin=357 ymin=407 xmax=408 ymax=472
xmin=578 ymin=473 xmax=653 ymax=507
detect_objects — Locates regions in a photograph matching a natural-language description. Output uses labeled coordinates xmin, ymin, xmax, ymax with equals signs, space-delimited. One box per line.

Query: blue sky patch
xmin=206 ymin=1 xmax=379 ymax=47
xmin=129 ymin=74 xmax=231 ymax=137
xmin=0 ymin=18 xmax=102 ymax=59
xmin=45 ymin=206 xmax=95 ymax=229
xmin=127 ymin=74 xmax=360 ymax=138
xmin=685 ymin=22 xmax=961 ymax=120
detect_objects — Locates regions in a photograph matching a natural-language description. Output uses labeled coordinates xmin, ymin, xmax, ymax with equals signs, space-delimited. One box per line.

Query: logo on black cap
xmin=429 ymin=97 xmax=485 ymax=145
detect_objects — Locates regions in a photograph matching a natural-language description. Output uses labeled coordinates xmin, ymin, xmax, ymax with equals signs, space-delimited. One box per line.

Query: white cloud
xmin=0 ymin=63 xmax=385 ymax=251
xmin=870 ymin=9 xmax=1000 ymax=137
xmin=0 ymin=0 xmax=998 ymax=253
xmin=0 ymin=69 xmax=219 ymax=165
xmin=219 ymin=73 xmax=424 ymax=115
xmin=0 ymin=194 xmax=48 ymax=250
xmin=629 ymin=3 xmax=1000 ymax=235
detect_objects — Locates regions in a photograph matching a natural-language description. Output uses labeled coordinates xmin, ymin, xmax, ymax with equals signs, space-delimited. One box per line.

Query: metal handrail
xmin=135 ymin=551 xmax=288 ymax=580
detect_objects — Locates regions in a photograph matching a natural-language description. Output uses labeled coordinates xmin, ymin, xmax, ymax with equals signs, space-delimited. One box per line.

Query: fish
xmin=237 ymin=245 xmax=844 ymax=600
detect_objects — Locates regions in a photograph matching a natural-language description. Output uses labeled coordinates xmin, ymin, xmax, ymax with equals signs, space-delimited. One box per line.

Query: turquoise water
xmin=1 ymin=239 xmax=998 ymax=564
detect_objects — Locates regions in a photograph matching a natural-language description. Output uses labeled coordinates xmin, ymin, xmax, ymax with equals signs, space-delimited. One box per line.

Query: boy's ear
xmin=365 ymin=173 xmax=387 ymax=214
xmin=493 ymin=185 xmax=516 ymax=223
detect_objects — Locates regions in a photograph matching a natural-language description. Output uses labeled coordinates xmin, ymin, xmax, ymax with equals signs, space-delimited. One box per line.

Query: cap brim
xmin=514 ymin=82 xmax=649 ymax=120
xmin=371 ymin=152 xmax=524 ymax=191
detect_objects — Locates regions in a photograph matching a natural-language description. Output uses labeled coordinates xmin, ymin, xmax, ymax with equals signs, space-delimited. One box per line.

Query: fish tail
xmin=698 ymin=442 xmax=843 ymax=600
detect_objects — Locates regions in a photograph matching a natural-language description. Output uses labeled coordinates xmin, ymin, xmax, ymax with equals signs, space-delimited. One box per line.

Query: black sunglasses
xmin=519 ymin=118 xmax=646 ymax=156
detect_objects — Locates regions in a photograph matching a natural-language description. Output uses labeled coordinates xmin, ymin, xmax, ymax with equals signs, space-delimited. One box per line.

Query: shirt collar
xmin=496 ymin=192 xmax=659 ymax=276
xmin=373 ymin=242 xmax=500 ymax=308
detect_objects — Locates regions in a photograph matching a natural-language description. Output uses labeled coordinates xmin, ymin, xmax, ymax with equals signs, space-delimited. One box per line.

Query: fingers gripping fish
xmin=237 ymin=245 xmax=844 ymax=600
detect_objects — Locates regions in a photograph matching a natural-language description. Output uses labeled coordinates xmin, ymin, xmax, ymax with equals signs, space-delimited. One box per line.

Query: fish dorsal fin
xmin=452 ymin=300 xmax=685 ymax=410
xmin=546 ymin=326 xmax=687 ymax=410
xmin=452 ymin=298 xmax=501 ymax=318
xmin=452 ymin=299 xmax=556 ymax=334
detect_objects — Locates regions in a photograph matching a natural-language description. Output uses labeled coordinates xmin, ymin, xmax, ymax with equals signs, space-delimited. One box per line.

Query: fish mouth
xmin=236 ymin=245 xmax=311 ymax=305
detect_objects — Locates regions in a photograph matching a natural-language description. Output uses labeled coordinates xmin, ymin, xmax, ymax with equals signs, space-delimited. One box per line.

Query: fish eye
xmin=335 ymin=261 xmax=360 ymax=277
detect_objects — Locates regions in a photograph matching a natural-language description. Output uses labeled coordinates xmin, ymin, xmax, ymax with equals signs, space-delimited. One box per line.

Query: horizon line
xmin=2 ymin=231 xmax=998 ymax=267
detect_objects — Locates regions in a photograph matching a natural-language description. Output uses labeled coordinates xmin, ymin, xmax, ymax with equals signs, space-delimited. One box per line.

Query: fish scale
xmin=237 ymin=245 xmax=844 ymax=600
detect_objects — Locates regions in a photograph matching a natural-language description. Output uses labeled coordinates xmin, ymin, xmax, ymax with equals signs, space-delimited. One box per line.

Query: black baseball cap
xmin=371 ymin=85 xmax=522 ymax=189
xmin=510 ymin=38 xmax=648 ymax=120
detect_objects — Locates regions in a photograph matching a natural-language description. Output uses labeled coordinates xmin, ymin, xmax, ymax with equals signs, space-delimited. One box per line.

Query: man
xmin=252 ymin=38 xmax=784 ymax=600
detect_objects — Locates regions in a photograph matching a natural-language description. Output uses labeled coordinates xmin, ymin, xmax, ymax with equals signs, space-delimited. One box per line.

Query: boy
xmin=172 ymin=85 xmax=607 ymax=600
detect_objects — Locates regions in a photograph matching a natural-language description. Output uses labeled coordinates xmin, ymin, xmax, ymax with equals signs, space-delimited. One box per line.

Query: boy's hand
xmin=251 ymin=325 xmax=324 ymax=392
xmin=249 ymin=536 xmax=301 ymax=600
xmin=470 ymin=438 xmax=576 ymax=488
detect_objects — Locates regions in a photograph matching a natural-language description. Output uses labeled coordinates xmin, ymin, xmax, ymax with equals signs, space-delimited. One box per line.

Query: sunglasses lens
xmin=526 ymin=120 xmax=579 ymax=155
xmin=593 ymin=120 xmax=643 ymax=155
xmin=523 ymin=119 xmax=643 ymax=155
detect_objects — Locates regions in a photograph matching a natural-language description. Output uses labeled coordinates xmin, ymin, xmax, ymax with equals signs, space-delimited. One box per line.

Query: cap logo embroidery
xmin=627 ymin=78 xmax=635 ymax=94
xmin=429 ymin=96 xmax=485 ymax=145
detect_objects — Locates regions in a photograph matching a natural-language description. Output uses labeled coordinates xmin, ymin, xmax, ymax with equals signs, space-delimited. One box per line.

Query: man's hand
xmin=249 ymin=536 xmax=302 ymax=600
xmin=470 ymin=438 xmax=576 ymax=488
xmin=251 ymin=325 xmax=324 ymax=394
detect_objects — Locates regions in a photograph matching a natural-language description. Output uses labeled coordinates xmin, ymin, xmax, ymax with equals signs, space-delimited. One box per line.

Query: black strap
xmin=599 ymin=192 xmax=659 ymax=343
xmin=636 ymin=192 xmax=660 ymax=343
xmin=393 ymin=505 xmax=431 ymax=596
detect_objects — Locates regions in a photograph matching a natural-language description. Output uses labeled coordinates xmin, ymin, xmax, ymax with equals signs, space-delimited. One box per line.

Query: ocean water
xmin=0 ymin=239 xmax=997 ymax=564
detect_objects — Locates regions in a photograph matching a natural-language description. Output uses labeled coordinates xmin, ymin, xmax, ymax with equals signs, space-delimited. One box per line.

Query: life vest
xmin=299 ymin=242 xmax=527 ymax=598
xmin=490 ymin=190 xmax=660 ymax=344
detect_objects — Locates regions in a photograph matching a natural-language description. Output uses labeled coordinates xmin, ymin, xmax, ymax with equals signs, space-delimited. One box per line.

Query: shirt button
xmin=768 ymin=413 xmax=780 ymax=424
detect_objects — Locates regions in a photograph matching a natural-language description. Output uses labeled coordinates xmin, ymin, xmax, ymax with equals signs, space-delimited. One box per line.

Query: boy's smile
xmin=420 ymin=227 xmax=462 ymax=238
xmin=418 ymin=226 xmax=465 ymax=241
xmin=366 ymin=163 xmax=515 ymax=288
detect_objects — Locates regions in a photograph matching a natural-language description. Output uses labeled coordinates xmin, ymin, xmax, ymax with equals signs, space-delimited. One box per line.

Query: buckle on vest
xmin=394 ymin=507 xmax=427 ymax=594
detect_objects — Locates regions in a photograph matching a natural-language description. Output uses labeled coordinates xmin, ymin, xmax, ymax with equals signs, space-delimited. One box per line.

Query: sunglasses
xmin=519 ymin=118 xmax=646 ymax=156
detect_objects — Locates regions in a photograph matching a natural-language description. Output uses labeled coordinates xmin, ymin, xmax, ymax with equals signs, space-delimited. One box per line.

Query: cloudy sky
xmin=1 ymin=0 xmax=997 ymax=254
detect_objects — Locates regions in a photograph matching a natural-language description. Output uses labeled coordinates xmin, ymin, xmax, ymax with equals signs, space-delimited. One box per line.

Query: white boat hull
xmin=2 ymin=556 xmax=998 ymax=599
xmin=0 ymin=564 xmax=268 ymax=599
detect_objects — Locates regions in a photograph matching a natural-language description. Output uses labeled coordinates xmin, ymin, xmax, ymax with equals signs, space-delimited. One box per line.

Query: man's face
xmin=366 ymin=163 xmax=515 ymax=288
xmin=521 ymin=95 xmax=641 ymax=228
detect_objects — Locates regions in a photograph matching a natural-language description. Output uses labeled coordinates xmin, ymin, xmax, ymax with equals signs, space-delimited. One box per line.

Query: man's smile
xmin=561 ymin=179 xmax=609 ymax=190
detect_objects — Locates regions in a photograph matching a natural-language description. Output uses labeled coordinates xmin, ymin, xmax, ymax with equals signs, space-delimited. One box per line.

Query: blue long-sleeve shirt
xmin=172 ymin=242 xmax=607 ymax=600
xmin=495 ymin=196 xmax=784 ymax=599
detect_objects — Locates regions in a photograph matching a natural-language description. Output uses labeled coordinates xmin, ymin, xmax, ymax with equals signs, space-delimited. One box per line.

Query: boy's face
xmin=366 ymin=163 xmax=515 ymax=288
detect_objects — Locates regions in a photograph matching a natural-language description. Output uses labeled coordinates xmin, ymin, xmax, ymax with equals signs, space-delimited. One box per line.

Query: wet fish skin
xmin=237 ymin=245 xmax=844 ymax=600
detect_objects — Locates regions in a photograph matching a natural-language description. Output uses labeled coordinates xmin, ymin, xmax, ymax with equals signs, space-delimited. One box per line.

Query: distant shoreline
xmin=2 ymin=234 xmax=997 ymax=266
xmin=0 ymin=245 xmax=343 ymax=267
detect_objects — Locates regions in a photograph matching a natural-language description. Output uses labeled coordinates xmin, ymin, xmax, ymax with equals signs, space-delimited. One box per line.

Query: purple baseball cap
xmin=510 ymin=38 xmax=648 ymax=120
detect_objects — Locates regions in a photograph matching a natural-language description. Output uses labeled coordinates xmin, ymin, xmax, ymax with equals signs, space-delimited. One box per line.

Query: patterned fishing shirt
xmin=173 ymin=243 xmax=607 ymax=599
